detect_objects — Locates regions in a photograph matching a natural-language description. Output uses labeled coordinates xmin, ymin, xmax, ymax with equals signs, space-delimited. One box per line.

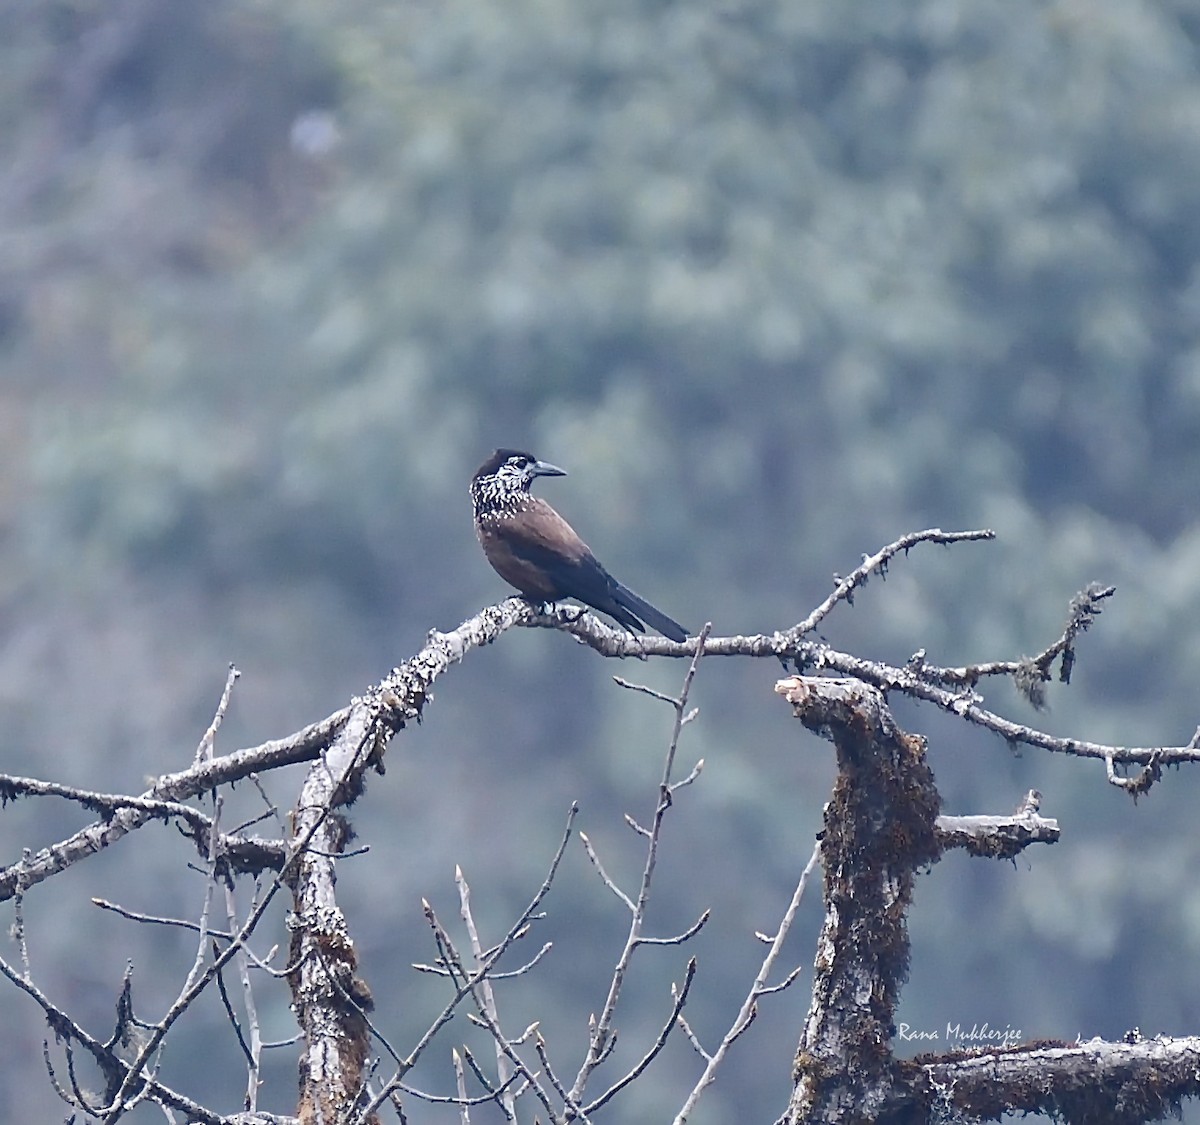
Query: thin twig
xmin=13 ymin=850 xmax=31 ymax=979
xmin=676 ymin=1012 xmax=711 ymax=1062
xmin=91 ymin=898 xmax=234 ymax=940
xmin=196 ymin=664 xmax=240 ymax=765
xmin=584 ymin=957 xmax=697 ymax=1114
xmin=534 ymin=1034 xmax=590 ymax=1123
xmin=636 ymin=910 xmax=710 ymax=947
xmin=224 ymin=881 xmax=265 ymax=1112
xmin=579 ymin=832 xmax=636 ymax=911
xmin=2 ymin=953 xmax=223 ymax=1123
xmin=672 ymin=839 xmax=821 ymax=1124
xmin=357 ymin=805 xmax=579 ymax=1122
xmin=94 ymin=758 xmax=357 ymax=1123
xmin=612 ymin=677 xmax=678 ymax=705
xmin=453 ymin=1048 xmax=470 ymax=1125
xmin=568 ymin=624 xmax=711 ymax=1106
xmin=457 ymin=864 xmax=517 ymax=1120
xmin=791 ymin=529 xmax=995 ymax=637
xmin=398 ymin=1061 xmax=522 ymax=1109
xmin=424 ymin=905 xmax=556 ymax=1121
xmin=213 ymin=943 xmax=253 ymax=1067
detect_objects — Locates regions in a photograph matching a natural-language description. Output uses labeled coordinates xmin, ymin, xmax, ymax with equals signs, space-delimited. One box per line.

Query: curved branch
xmin=0 ymin=530 xmax=1172 ymax=908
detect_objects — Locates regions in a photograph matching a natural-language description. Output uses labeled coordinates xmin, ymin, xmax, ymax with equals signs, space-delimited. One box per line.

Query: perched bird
xmin=471 ymin=449 xmax=689 ymax=642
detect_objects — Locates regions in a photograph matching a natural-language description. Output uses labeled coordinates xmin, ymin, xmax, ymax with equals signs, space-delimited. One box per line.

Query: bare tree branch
xmin=195 ymin=664 xmax=240 ymax=765
xmin=0 ymin=530 xmax=1149 ymax=912
xmin=355 ymin=805 xmax=578 ymax=1122
xmin=567 ymin=623 xmax=712 ymax=1106
xmin=456 ymin=864 xmax=517 ymax=1121
xmin=584 ymin=957 xmax=697 ymax=1115
xmin=0 ymin=708 xmax=347 ymax=901
xmin=0 ymin=951 xmax=225 ymax=1123
xmin=908 ymin=1034 xmax=1200 ymax=1120
xmin=936 ymin=790 xmax=1061 ymax=858
xmin=791 ymin=527 xmax=996 ymax=636
xmin=775 ymin=676 xmax=942 ymax=1124
xmin=674 ymin=840 xmax=822 ymax=1124
xmin=7 ymin=524 xmax=1198 ymax=1123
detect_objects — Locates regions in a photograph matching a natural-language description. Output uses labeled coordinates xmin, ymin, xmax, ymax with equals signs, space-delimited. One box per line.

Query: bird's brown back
xmin=476 ymin=496 xmax=594 ymax=601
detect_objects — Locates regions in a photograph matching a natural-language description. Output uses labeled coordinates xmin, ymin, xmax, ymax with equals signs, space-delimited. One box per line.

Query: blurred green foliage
xmin=3 ymin=0 xmax=1200 ymax=1120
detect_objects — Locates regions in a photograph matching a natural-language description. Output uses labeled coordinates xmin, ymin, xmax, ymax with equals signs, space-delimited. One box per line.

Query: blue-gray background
xmin=2 ymin=1 xmax=1199 ymax=1120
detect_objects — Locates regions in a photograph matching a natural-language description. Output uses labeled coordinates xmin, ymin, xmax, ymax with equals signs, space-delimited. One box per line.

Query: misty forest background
xmin=3 ymin=0 xmax=1200 ymax=1121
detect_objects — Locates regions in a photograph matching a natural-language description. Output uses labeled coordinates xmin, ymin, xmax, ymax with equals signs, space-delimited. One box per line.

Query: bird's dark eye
xmin=514 ymin=457 xmax=529 ymax=468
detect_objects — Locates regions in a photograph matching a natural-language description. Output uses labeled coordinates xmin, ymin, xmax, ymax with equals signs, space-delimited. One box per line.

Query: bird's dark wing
xmin=482 ymin=500 xmax=612 ymax=600
xmin=608 ymin=581 xmax=688 ymax=643
xmin=485 ymin=500 xmax=687 ymax=640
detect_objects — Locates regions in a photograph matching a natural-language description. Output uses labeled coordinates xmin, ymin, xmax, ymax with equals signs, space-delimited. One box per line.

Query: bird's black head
xmin=471 ymin=449 xmax=566 ymax=515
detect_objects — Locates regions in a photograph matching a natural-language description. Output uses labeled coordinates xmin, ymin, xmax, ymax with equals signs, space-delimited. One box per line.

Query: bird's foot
xmin=524 ymin=598 xmax=585 ymax=625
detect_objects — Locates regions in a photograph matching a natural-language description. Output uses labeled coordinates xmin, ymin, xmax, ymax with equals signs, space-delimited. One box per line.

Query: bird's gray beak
xmin=532 ymin=460 xmax=567 ymax=478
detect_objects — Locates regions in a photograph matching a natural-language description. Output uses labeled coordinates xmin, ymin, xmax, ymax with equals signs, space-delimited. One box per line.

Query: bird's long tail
xmin=613 ymin=583 xmax=688 ymax=643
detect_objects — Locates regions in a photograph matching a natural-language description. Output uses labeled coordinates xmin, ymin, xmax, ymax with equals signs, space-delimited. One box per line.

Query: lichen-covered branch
xmin=5 ymin=525 xmax=1195 ymax=1124
xmin=907 ymin=1034 xmax=1200 ymax=1121
xmin=0 ymin=530 xmax=1156 ymax=909
xmin=774 ymin=676 xmax=941 ymax=1124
